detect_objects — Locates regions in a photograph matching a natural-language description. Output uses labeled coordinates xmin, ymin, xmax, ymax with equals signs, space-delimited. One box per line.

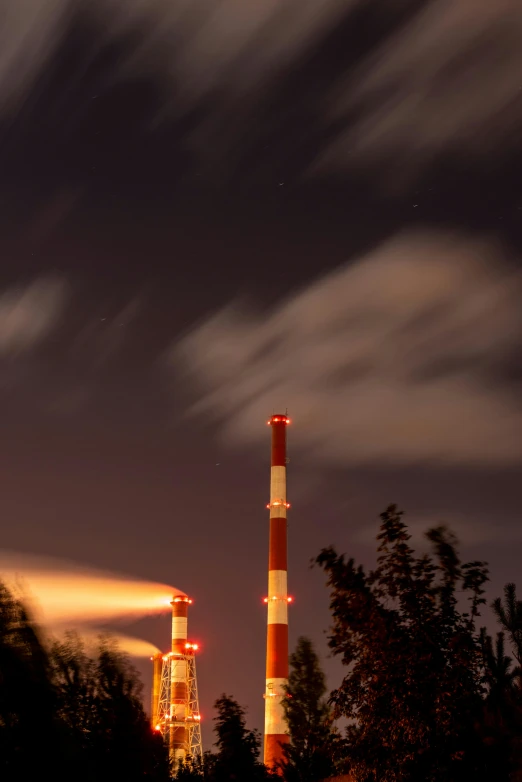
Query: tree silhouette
xmin=50 ymin=632 xmax=170 ymax=782
xmin=209 ymin=694 xmax=269 ymax=782
xmin=480 ymin=631 xmax=519 ymax=708
xmin=316 ymin=504 xmax=493 ymax=782
xmin=493 ymin=584 xmax=522 ymax=667
xmin=0 ymin=582 xmax=65 ymax=781
xmin=282 ymin=636 xmax=341 ymax=781
xmin=486 ymin=585 xmax=522 ymax=780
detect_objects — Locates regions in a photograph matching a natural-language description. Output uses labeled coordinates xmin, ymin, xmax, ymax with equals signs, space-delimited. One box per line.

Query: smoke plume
xmin=0 ymin=550 xmax=182 ymax=625
xmin=51 ymin=626 xmax=162 ymax=659
xmin=172 ymin=231 xmax=522 ymax=467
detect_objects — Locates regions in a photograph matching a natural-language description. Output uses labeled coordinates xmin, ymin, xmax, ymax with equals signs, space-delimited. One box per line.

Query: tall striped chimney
xmin=264 ymin=413 xmax=291 ymax=769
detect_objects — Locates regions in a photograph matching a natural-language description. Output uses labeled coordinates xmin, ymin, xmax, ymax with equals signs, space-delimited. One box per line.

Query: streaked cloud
xmin=0 ymin=0 xmax=347 ymax=116
xmin=315 ymin=0 xmax=522 ymax=174
xmin=0 ymin=0 xmax=69 ymax=115
xmin=3 ymin=1 xmax=522 ymax=177
xmin=171 ymin=231 xmax=522 ymax=467
xmin=0 ymin=276 xmax=68 ymax=354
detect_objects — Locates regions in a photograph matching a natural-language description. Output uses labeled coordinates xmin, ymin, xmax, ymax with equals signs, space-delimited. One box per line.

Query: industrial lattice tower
xmin=151 ymin=596 xmax=202 ymax=764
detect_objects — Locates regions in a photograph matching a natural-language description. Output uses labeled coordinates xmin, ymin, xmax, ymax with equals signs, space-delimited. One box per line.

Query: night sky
xmin=1 ymin=0 xmax=522 ymax=747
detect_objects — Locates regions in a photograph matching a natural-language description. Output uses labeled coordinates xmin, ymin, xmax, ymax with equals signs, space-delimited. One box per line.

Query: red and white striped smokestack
xmin=170 ymin=595 xmax=192 ymax=761
xmin=264 ymin=413 xmax=291 ymax=769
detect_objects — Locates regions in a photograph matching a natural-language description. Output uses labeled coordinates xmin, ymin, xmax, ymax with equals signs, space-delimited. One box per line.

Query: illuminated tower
xmin=264 ymin=414 xmax=291 ymax=768
xmin=151 ymin=653 xmax=163 ymax=729
xmin=151 ymin=596 xmax=202 ymax=764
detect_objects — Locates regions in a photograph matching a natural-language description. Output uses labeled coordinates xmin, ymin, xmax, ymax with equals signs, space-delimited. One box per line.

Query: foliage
xmin=316 ymin=504 xmax=492 ymax=782
xmin=0 ymin=581 xmax=170 ymax=782
xmin=172 ymin=754 xmax=206 ymax=780
xmin=282 ymin=636 xmax=342 ymax=781
xmin=492 ymin=584 xmax=522 ymax=667
xmin=50 ymin=631 xmax=171 ymax=782
xmin=480 ymin=630 xmax=519 ymax=711
xmin=207 ymin=694 xmax=270 ymax=782
xmin=482 ymin=584 xmax=522 ymax=780
xmin=0 ymin=582 xmax=61 ymax=781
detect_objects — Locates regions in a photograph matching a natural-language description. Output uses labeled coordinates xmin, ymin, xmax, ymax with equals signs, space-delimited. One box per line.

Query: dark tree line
xmin=0 ymin=583 xmax=170 ymax=782
xmin=176 ymin=509 xmax=522 ymax=782
xmin=2 ymin=504 xmax=522 ymax=782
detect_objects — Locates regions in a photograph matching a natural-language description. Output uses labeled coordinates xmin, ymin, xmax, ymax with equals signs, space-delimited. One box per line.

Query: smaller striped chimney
xmin=170 ymin=596 xmax=192 ymax=760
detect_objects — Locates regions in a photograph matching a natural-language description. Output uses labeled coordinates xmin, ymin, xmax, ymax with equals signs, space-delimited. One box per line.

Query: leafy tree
xmin=282 ymin=636 xmax=341 ymax=781
xmin=477 ymin=629 xmax=520 ymax=779
xmin=50 ymin=632 xmax=170 ymax=782
xmin=173 ymin=753 xmax=214 ymax=780
xmin=493 ymin=583 xmax=522 ymax=666
xmin=173 ymin=755 xmax=204 ymax=780
xmin=0 ymin=582 xmax=64 ymax=781
xmin=480 ymin=630 xmax=519 ymax=710
xmin=485 ymin=585 xmax=522 ymax=780
xmin=208 ymin=694 xmax=269 ymax=782
xmin=0 ymin=579 xmax=170 ymax=781
xmin=316 ymin=504 xmax=492 ymax=782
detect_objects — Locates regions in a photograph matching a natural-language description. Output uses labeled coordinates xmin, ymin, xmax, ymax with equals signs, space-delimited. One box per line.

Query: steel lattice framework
xmin=156 ymin=650 xmax=203 ymax=761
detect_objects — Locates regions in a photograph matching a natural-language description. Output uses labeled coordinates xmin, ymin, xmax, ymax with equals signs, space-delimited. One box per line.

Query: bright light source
xmin=287 ymin=596 xmax=293 ymax=603
xmin=263 ymin=597 xmax=268 ymax=603
xmin=193 ymin=644 xmax=199 ymax=650
xmin=155 ymin=725 xmax=161 ymax=731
